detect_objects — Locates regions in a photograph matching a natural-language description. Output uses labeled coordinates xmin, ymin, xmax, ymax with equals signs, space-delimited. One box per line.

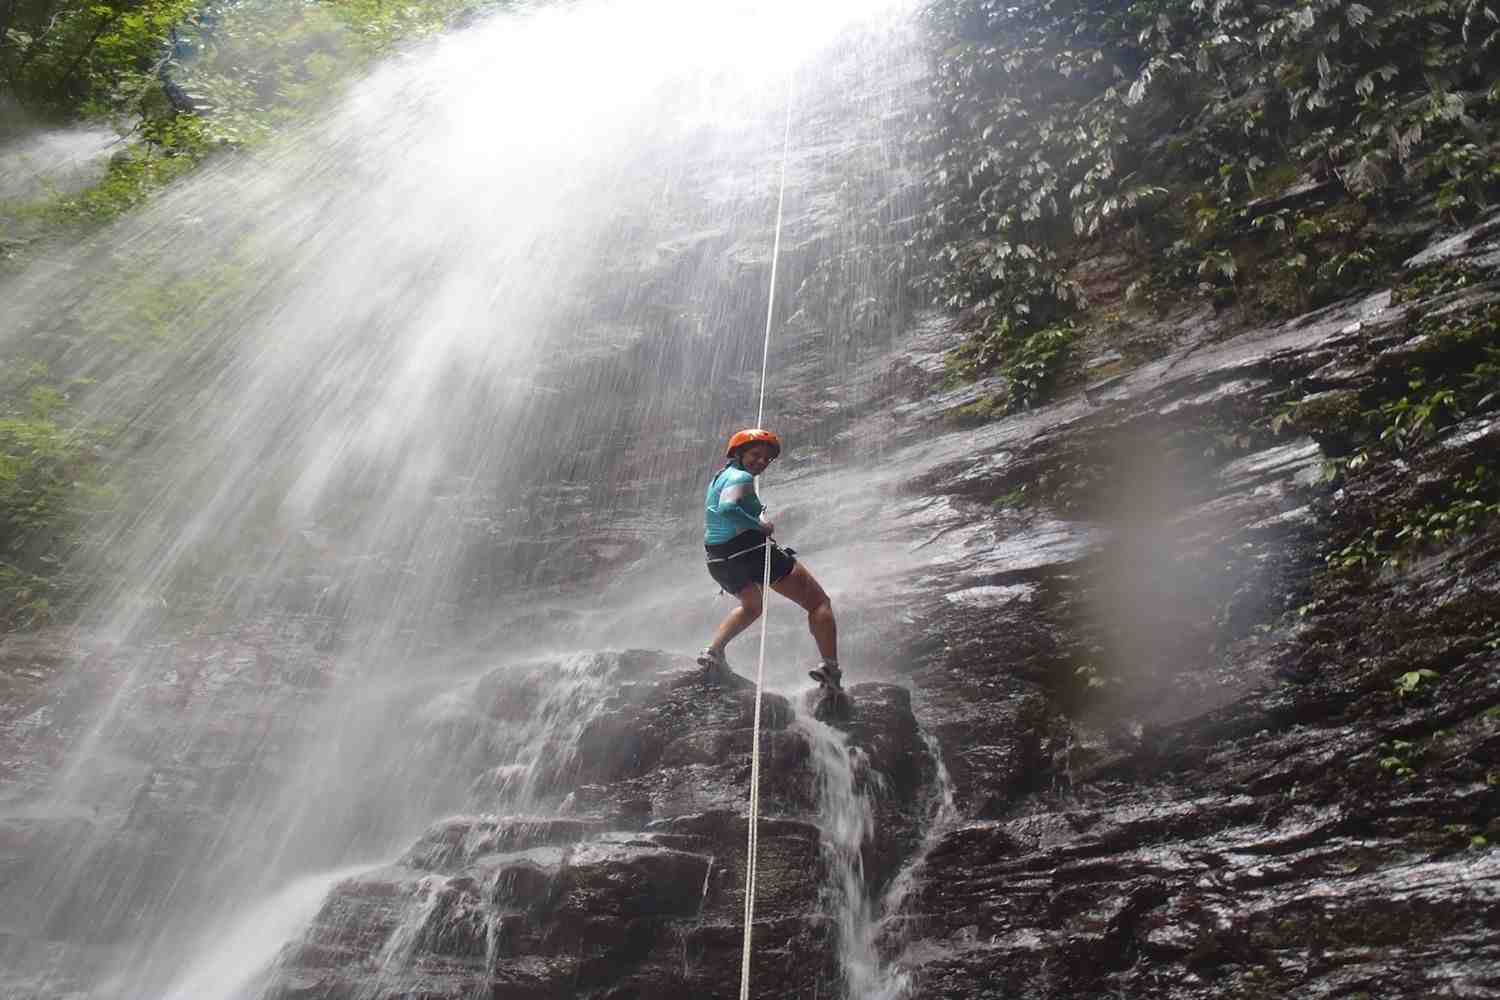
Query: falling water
xmin=801 ymin=719 xmax=959 ymax=1000
xmin=867 ymin=730 xmax=959 ymax=994
xmin=154 ymin=864 xmax=376 ymax=1000
xmin=0 ymin=99 xmax=117 ymax=202
xmin=0 ymin=0 xmax=928 ymax=995
xmin=802 ymin=717 xmax=885 ymax=997
xmin=802 ymin=716 xmax=893 ymax=1000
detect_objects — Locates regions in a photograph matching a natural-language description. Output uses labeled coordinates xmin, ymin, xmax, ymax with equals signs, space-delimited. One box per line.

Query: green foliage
xmin=1305 ymin=304 xmax=1500 ymax=576
xmin=166 ymin=0 xmax=486 ymax=144
xmin=1377 ymin=380 xmax=1459 ymax=452
xmin=2 ymin=0 xmax=484 ymax=121
xmin=1272 ymin=388 xmax=1359 ymax=438
xmin=952 ymin=390 xmax=1004 ymax=424
xmin=915 ymin=0 xmax=1500 ymax=349
xmin=0 ymin=563 xmax=61 ymax=630
xmin=1428 ymin=139 xmax=1500 ymax=222
xmin=1393 ymin=261 xmax=1481 ymax=304
xmin=1326 ymin=530 xmax=1385 ymax=575
xmin=75 ymin=261 xmax=233 ymax=346
xmin=1392 ymin=467 xmax=1500 ymax=549
xmin=4 ymin=0 xmax=492 ymax=236
xmin=38 ymin=138 xmax=207 ymax=223
xmin=1325 ymin=459 xmax=1499 ymax=575
xmin=0 ymin=362 xmax=110 ymax=628
xmin=1378 ymin=738 xmax=1418 ymax=781
xmin=1001 ymin=321 xmax=1082 ymax=411
xmin=2 ymin=0 xmax=500 ymax=629
xmin=992 ymin=483 xmax=1030 ymax=509
xmin=2 ymin=0 xmax=199 ymax=114
xmin=1394 ymin=668 xmax=1439 ymax=698
xmin=915 ymin=0 xmax=1138 ymax=374
xmin=0 ymin=371 xmax=86 ymax=533
xmin=951 ymin=318 xmax=1081 ymax=414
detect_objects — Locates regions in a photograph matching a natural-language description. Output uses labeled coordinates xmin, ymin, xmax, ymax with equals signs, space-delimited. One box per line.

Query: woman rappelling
xmin=697 ymin=428 xmax=843 ymax=690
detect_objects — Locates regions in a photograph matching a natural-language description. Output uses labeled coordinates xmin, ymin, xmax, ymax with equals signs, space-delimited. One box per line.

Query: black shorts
xmin=705 ymin=531 xmax=796 ymax=594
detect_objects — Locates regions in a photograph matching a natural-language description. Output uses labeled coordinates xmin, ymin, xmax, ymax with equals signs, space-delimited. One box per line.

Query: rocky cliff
xmin=5 ymin=0 xmax=1500 ymax=988
xmin=261 ymin=656 xmax=934 ymax=999
xmin=5 ymin=210 xmax=1499 ymax=999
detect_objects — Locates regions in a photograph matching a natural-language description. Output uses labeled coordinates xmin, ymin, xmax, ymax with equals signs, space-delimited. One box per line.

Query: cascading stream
xmin=801 ymin=717 xmax=885 ymax=996
xmin=147 ymin=651 xmax=628 ymax=1000
xmin=866 ymin=731 xmax=960 ymax=993
xmin=801 ymin=718 xmax=959 ymax=1000
xmin=152 ymin=864 xmax=375 ymax=1000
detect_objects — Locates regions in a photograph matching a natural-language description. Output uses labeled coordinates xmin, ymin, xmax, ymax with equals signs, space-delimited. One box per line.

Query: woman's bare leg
xmin=708 ymin=584 xmax=763 ymax=654
xmin=770 ymin=563 xmax=837 ymax=662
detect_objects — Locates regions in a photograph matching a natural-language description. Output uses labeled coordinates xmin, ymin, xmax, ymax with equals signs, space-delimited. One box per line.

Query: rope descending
xmin=739 ymin=72 xmax=795 ymax=1000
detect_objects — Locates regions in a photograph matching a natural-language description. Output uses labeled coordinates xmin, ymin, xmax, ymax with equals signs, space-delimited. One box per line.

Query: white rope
xmin=740 ymin=72 xmax=794 ymax=1000
xmin=756 ymin=79 xmax=793 ymax=430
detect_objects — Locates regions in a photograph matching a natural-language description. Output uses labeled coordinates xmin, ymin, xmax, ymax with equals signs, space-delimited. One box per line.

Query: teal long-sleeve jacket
xmin=704 ymin=464 xmax=765 ymax=544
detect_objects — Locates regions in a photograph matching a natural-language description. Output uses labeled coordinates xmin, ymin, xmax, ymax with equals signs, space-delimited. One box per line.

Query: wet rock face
xmin=6 ymin=216 xmax=1500 ymax=1000
xmin=900 ymin=781 xmax=1500 ymax=998
xmin=263 ymin=654 xmax=937 ymax=1000
xmin=870 ymin=215 xmax=1500 ymax=997
xmin=831 ymin=682 xmax=940 ymax=889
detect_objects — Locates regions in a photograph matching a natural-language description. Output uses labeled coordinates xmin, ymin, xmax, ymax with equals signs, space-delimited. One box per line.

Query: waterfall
xmin=802 ymin=717 xmax=884 ymax=996
xmin=152 ymin=864 xmax=375 ymax=1000
xmin=0 ymin=0 xmax=928 ymax=996
xmin=801 ymin=718 xmax=958 ymax=999
xmin=869 ymin=729 xmax=959 ymax=992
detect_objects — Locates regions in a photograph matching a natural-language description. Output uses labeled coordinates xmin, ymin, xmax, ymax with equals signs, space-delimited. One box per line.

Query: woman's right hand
xmin=760 ymin=519 xmax=775 ymax=536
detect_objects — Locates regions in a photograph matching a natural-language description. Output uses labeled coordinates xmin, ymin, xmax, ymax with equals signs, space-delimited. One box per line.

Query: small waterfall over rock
xmin=227 ymin=656 xmax=945 ymax=999
xmin=156 ymin=864 xmax=376 ymax=1000
xmin=801 ymin=712 xmax=958 ymax=1000
xmin=802 ymin=716 xmax=889 ymax=997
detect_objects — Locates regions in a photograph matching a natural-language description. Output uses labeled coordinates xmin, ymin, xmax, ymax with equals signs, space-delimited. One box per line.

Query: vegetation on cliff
xmin=917 ymin=0 xmax=1500 ymax=409
xmin=913 ymin=0 xmax=1500 ymax=598
xmin=0 ymin=364 xmax=113 ymax=627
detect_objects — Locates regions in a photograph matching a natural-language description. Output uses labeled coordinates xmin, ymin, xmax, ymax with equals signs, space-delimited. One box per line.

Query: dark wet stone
xmin=808 ymin=685 xmax=855 ymax=723
xmin=493 ymin=859 xmax=555 ymax=907
xmin=1243 ymin=176 xmax=1340 ymax=219
xmin=417 ymin=878 xmax=491 ymax=958
xmin=549 ymin=842 xmax=710 ymax=922
xmin=569 ymin=668 xmax=794 ymax=787
xmin=251 ymin=636 xmax=871 ymax=1000
xmin=403 ymin=816 xmax=603 ymax=871
xmin=1404 ymin=211 xmax=1500 ymax=268
xmin=853 ymin=216 xmax=1500 ymax=998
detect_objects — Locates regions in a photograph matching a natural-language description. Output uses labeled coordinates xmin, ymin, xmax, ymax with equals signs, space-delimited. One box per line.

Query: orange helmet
xmin=725 ymin=428 xmax=782 ymax=460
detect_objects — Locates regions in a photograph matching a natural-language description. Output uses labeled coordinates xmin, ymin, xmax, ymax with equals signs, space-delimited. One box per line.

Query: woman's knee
xmin=737 ymin=588 xmax=764 ymax=617
xmin=803 ymin=577 xmax=833 ymax=618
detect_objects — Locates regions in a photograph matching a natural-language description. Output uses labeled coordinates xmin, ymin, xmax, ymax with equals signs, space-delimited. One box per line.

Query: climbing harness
xmin=707 ymin=540 xmax=795 ymax=599
xmin=739 ymin=72 xmax=794 ymax=1000
xmin=705 ymin=540 xmax=795 ymax=565
xmin=705 ymin=541 xmax=768 ymax=566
